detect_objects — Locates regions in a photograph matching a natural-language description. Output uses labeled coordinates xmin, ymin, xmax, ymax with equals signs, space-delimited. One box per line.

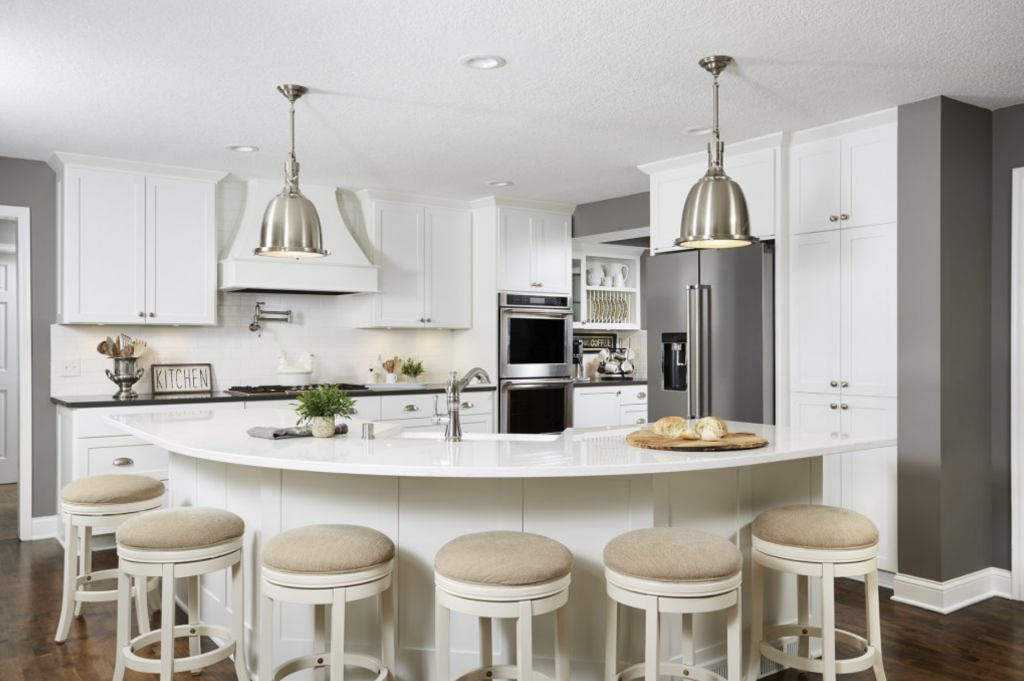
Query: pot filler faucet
xmin=433 ymin=367 xmax=492 ymax=442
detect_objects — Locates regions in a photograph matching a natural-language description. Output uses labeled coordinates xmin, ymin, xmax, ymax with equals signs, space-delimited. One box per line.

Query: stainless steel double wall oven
xmin=498 ymin=293 xmax=574 ymax=433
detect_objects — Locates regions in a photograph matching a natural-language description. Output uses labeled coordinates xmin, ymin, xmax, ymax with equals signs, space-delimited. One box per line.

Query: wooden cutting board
xmin=626 ymin=430 xmax=769 ymax=452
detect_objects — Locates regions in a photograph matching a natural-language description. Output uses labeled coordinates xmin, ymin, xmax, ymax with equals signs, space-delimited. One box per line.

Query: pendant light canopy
xmin=675 ymin=56 xmax=757 ymax=250
xmin=255 ymin=84 xmax=330 ymax=258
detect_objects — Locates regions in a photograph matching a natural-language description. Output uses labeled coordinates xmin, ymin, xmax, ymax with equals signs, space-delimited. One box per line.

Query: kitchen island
xmin=108 ymin=408 xmax=896 ymax=681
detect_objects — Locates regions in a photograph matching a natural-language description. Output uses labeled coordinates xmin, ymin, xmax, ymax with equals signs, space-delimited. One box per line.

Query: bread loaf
xmin=694 ymin=416 xmax=728 ymax=439
xmin=652 ymin=416 xmax=698 ymax=440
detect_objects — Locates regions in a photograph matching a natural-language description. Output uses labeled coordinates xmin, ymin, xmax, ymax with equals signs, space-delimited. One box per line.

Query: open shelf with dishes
xmin=571 ymin=244 xmax=644 ymax=330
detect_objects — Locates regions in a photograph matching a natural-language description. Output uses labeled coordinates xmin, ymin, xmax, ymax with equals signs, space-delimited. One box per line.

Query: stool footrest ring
xmin=614 ymin=660 xmax=727 ymax=681
xmin=761 ymin=624 xmax=876 ymax=675
xmin=454 ymin=664 xmax=554 ymax=681
xmin=273 ymin=651 xmax=387 ymax=681
xmin=122 ymin=623 xmax=236 ymax=674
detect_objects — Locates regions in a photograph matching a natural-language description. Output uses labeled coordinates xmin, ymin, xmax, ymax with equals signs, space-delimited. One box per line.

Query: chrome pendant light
xmin=675 ymin=56 xmax=757 ymax=249
xmin=255 ymin=84 xmax=330 ymax=258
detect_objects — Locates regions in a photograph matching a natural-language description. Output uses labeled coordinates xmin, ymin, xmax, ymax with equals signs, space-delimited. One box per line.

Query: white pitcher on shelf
xmin=586 ymin=265 xmax=605 ymax=287
xmin=606 ymin=262 xmax=629 ymax=287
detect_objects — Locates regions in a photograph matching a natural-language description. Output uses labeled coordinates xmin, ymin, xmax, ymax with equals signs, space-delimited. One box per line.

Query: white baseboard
xmin=30 ymin=515 xmax=57 ymax=540
xmin=893 ymin=567 xmax=1013 ymax=614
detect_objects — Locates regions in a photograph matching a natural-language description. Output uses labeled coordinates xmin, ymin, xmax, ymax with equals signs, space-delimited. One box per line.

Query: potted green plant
xmin=401 ymin=357 xmax=424 ymax=382
xmin=293 ymin=385 xmax=356 ymax=438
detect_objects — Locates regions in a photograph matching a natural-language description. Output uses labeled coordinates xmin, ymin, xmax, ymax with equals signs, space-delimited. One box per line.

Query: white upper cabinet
xmin=723 ymin=147 xmax=778 ymax=241
xmin=497 ymin=207 xmax=571 ymax=294
xmin=52 ymin=154 xmax=222 ymax=325
xmin=370 ymin=199 xmax=471 ymax=329
xmin=648 ymin=161 xmax=704 ymax=254
xmin=790 ymin=123 xmax=897 ymax=235
xmin=790 ymin=230 xmax=842 ymax=395
xmin=841 ymin=225 xmax=897 ymax=397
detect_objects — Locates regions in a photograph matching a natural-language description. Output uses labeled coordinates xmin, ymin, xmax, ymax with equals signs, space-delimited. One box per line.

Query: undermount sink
xmin=396 ymin=431 xmax=561 ymax=443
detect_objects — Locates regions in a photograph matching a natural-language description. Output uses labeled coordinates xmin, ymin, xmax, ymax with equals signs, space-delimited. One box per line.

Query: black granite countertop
xmin=51 ymin=384 xmax=497 ymax=409
xmin=572 ymin=377 xmax=647 ymax=388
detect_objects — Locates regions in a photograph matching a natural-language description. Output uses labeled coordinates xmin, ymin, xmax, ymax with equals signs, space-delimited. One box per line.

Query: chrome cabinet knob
xmin=637 ymin=391 xmax=647 ymax=399
xmin=461 ymin=402 xmax=474 ymax=409
xmin=830 ymin=380 xmax=838 ymax=387
xmin=403 ymin=404 xmax=419 ymax=412
xmin=138 ymin=311 xmax=144 ymax=317
xmin=419 ymin=318 xmax=425 ymax=322
xmin=148 ymin=312 xmax=155 ymax=317
xmin=426 ymin=318 xmax=431 ymax=323
xmin=841 ymin=403 xmax=849 ymax=410
xmin=636 ymin=418 xmax=646 ymax=424
xmin=829 ymin=215 xmax=839 ymax=222
xmin=841 ymin=381 xmax=849 ymax=388
xmin=840 ymin=213 xmax=850 ymax=221
xmin=351 ymin=408 xmax=358 ymax=415
xmin=112 ymin=457 xmax=134 ymax=467
xmin=830 ymin=403 xmax=838 ymax=410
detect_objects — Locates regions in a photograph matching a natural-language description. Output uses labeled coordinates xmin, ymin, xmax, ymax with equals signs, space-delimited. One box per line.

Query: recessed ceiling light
xmin=486 ymin=180 xmax=513 ymax=187
xmin=459 ymin=54 xmax=507 ymax=70
xmin=682 ymin=126 xmax=713 ymax=136
xmin=225 ymin=144 xmax=260 ymax=153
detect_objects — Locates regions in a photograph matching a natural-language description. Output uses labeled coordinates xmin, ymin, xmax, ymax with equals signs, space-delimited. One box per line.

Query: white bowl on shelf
xmin=278 ymin=371 xmax=313 ymax=387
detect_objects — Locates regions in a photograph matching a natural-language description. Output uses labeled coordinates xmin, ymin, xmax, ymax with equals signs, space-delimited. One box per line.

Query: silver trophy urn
xmin=106 ymin=357 xmax=145 ymax=400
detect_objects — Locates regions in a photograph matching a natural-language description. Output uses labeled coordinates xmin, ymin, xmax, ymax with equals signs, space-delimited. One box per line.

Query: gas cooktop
xmin=225 ymin=383 xmax=367 ymax=397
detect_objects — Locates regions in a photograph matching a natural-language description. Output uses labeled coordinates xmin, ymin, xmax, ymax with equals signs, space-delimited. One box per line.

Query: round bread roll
xmin=700 ymin=429 xmax=720 ymax=442
xmin=652 ymin=416 xmax=697 ymax=440
xmin=694 ymin=416 xmax=728 ymax=439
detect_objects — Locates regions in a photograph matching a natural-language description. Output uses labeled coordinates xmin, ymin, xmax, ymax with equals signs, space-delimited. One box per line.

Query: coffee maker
xmin=572 ymin=339 xmax=587 ymax=381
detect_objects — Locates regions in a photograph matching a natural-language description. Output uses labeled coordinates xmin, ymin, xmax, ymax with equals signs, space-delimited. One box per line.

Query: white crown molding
xmin=789 ymin=107 xmax=898 ymax=147
xmin=468 ymin=195 xmax=577 ymax=214
xmin=638 ymin=132 xmax=786 ymax=176
xmin=355 ymin=188 xmax=473 ymax=210
xmin=892 ymin=568 xmax=1012 ymax=614
xmin=47 ymin=152 xmax=227 ymax=183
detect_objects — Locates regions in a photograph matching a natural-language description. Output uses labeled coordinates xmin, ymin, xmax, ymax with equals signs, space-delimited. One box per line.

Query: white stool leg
xmin=112 ymin=567 xmax=131 ymax=681
xmin=381 ymin=582 xmax=395 ymax=679
xmin=231 ymin=559 xmax=248 ymax=681
xmin=681 ymin=612 xmax=695 ymax=666
xmin=797 ymin=573 xmax=810 ymax=660
xmin=435 ymin=587 xmax=450 ymax=681
xmin=134 ymin=576 xmax=152 ymax=635
xmin=54 ymin=516 xmax=78 ymax=642
xmin=314 ymin=604 xmax=328 ymax=681
xmin=746 ymin=556 xmax=765 ymax=681
xmin=644 ymin=596 xmax=659 ymax=681
xmin=160 ymin=563 xmax=176 ymax=681
xmin=726 ymin=589 xmax=741 ymax=681
xmin=479 ymin=617 xmax=493 ymax=668
xmin=188 ymin=575 xmax=201 ymax=664
xmin=555 ymin=601 xmax=570 ymax=681
xmin=75 ymin=525 xmax=92 ymax=618
xmin=259 ymin=590 xmax=274 ymax=681
xmin=330 ymin=588 xmax=347 ymax=681
xmin=604 ymin=596 xmax=618 ymax=681
xmin=517 ymin=599 xmax=534 ymax=681
xmin=866 ymin=569 xmax=887 ymax=681
xmin=821 ymin=563 xmax=837 ymax=681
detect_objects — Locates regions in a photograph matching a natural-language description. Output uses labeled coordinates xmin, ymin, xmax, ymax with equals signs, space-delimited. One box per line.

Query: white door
xmin=497 ymin=208 xmax=536 ymax=292
xmin=841 ymin=225 xmax=897 ymax=397
xmin=534 ymin=211 xmax=571 ymax=293
xmin=649 ymin=163 xmax=705 ymax=253
xmin=728 ymin=148 xmax=778 ymax=239
xmin=573 ymin=388 xmax=621 ymax=428
xmin=373 ymin=202 xmax=425 ymax=327
xmin=841 ymin=124 xmax=897 ymax=230
xmin=789 ymin=138 xmax=841 ymax=235
xmin=63 ymin=167 xmax=146 ymax=323
xmin=424 ymin=207 xmax=471 ymax=328
xmin=790 ymin=231 xmax=842 ymax=394
xmin=0 ymin=252 xmax=15 ymax=484
xmin=146 ymin=176 xmax=216 ymax=325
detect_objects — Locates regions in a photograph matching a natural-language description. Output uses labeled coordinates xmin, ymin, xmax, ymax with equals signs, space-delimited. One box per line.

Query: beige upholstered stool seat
xmin=117 ymin=507 xmax=244 ymax=551
xmin=753 ymin=504 xmax=878 ymax=550
xmin=262 ymin=524 xmax=395 ymax=574
xmin=435 ymin=530 xmax=573 ymax=587
xmin=604 ymin=528 xmax=742 ymax=582
xmin=61 ymin=473 xmax=164 ymax=506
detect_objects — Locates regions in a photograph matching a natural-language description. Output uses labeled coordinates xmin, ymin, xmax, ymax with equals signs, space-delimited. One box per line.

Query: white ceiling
xmin=4 ymin=0 xmax=1024 ymax=205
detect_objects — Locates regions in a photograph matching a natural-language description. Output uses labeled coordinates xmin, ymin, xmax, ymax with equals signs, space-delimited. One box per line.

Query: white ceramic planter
xmin=309 ymin=416 xmax=336 ymax=438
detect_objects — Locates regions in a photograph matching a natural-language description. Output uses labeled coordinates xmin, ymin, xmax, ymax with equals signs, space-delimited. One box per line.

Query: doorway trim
xmin=0 ymin=205 xmax=33 ymax=541
xmin=1011 ymin=167 xmax=1024 ymax=599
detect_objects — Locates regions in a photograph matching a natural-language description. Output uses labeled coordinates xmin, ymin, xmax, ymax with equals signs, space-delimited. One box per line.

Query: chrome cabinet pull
xmin=830 ymin=403 xmax=838 ymax=410
xmin=637 ymin=391 xmax=647 ymax=399
xmin=841 ymin=381 xmax=849 ymax=388
xmin=461 ymin=402 xmax=474 ymax=409
xmin=138 ymin=311 xmax=144 ymax=317
xmin=636 ymin=418 xmax=646 ymax=424
xmin=840 ymin=213 xmax=850 ymax=220
xmin=148 ymin=312 xmax=155 ymax=318
xmin=350 ymin=408 xmax=358 ymax=415
xmin=829 ymin=215 xmax=839 ymax=222
xmin=403 ymin=404 xmax=419 ymax=412
xmin=830 ymin=380 xmax=838 ymax=387
xmin=841 ymin=403 xmax=849 ymax=410
xmin=112 ymin=457 xmax=134 ymax=467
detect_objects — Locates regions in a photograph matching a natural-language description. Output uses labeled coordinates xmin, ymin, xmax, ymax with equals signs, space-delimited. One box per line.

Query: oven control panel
xmin=501 ymin=293 xmax=570 ymax=308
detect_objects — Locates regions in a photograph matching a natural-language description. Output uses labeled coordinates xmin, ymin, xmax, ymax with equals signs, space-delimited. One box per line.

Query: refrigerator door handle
xmin=687 ymin=284 xmax=711 ymax=419
xmin=702 ymin=284 xmax=712 ymax=417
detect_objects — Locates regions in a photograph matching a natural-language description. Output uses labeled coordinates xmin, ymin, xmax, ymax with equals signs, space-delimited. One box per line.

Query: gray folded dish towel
xmin=247 ymin=423 xmax=349 ymax=440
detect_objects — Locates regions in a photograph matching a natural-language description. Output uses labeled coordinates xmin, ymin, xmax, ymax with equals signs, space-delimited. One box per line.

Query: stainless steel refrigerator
xmin=646 ymin=242 xmax=775 ymax=424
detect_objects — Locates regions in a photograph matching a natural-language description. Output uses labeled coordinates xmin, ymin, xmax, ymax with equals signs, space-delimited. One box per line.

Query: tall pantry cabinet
xmin=788 ymin=123 xmax=899 ymax=572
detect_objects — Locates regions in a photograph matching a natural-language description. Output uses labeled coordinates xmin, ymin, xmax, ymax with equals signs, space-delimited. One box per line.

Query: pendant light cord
xmin=285 ymin=98 xmax=299 ymax=190
xmin=709 ymin=73 xmax=723 ymax=169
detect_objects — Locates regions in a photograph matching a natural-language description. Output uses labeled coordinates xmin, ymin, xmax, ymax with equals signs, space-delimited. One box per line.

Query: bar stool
xmin=434 ymin=531 xmax=572 ymax=681
xmin=747 ymin=504 xmax=886 ymax=681
xmin=113 ymin=507 xmax=248 ymax=681
xmin=604 ymin=528 xmax=743 ymax=681
xmin=55 ymin=473 xmax=164 ymax=642
xmin=259 ymin=524 xmax=396 ymax=681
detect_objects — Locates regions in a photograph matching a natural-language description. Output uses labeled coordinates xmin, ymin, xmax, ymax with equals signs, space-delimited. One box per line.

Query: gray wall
xmin=0 ymin=157 xmax=57 ymax=518
xmin=572 ymin=191 xmax=649 ymax=238
xmin=990 ymin=103 xmax=1024 ymax=570
xmin=897 ymin=97 xmax=994 ymax=581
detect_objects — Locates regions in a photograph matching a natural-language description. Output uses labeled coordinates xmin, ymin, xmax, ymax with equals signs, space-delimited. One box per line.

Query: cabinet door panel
xmin=840 ymin=395 xmax=897 ymax=439
xmin=535 ymin=211 xmax=571 ymax=294
xmin=841 ymin=125 xmax=897 ymax=230
xmin=789 ymin=392 xmax=842 ymax=438
xmin=841 ymin=445 xmax=898 ymax=572
xmin=790 ymin=138 xmax=841 ymax=235
xmin=64 ymin=167 xmax=146 ymax=323
xmin=573 ymin=389 xmax=621 ymax=429
xmin=620 ymin=404 xmax=648 ymax=427
xmin=728 ymin=148 xmax=777 ymax=239
xmin=790 ymin=231 xmax=842 ymax=394
xmin=649 ymin=164 xmax=705 ymax=253
xmin=425 ymin=207 xmax=471 ymax=328
xmin=497 ymin=208 xmax=535 ymax=292
xmin=146 ymin=176 xmax=216 ymax=324
xmin=373 ymin=202 xmax=425 ymax=327
xmin=841 ymin=225 xmax=897 ymax=397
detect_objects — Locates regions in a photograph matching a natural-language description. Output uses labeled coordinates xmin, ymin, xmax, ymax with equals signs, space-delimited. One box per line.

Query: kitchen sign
xmin=151 ymin=363 xmax=213 ymax=395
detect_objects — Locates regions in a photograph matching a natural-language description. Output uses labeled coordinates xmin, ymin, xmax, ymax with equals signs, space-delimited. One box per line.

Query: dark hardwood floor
xmin=3 ymin=536 xmax=1024 ymax=679
xmin=0 ymin=483 xmax=17 ymax=540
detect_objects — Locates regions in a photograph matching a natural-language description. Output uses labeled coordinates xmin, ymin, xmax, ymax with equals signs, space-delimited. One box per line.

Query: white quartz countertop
xmin=108 ymin=408 xmax=896 ymax=479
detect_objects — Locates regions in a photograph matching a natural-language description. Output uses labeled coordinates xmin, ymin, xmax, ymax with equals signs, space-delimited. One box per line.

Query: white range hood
xmin=219 ymin=179 xmax=378 ymax=294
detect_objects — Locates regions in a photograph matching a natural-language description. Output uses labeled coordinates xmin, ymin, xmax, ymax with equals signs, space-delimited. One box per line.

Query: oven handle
xmin=500 ymin=308 xmax=572 ymax=319
xmin=501 ymin=379 xmax=574 ymax=390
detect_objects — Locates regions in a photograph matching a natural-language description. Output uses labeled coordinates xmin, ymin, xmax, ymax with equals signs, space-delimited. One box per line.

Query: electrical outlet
xmin=60 ymin=360 xmax=80 ymax=377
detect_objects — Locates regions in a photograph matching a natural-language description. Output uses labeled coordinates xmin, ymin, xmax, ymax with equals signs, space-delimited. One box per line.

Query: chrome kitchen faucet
xmin=433 ymin=367 xmax=491 ymax=442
